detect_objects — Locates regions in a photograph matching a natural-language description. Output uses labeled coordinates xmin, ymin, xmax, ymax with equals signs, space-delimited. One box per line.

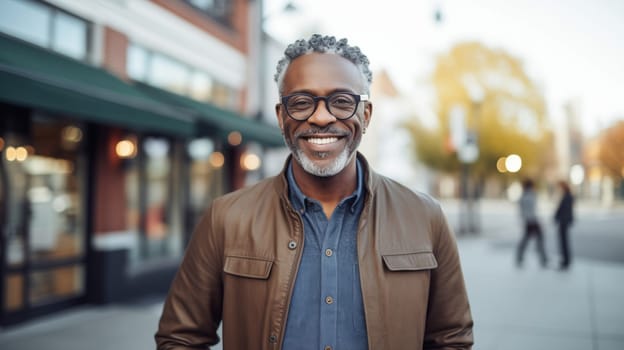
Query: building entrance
xmin=1 ymin=107 xmax=87 ymax=325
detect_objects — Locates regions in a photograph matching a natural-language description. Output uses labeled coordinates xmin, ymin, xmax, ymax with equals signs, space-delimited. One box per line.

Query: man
xmin=554 ymin=180 xmax=574 ymax=270
xmin=156 ymin=34 xmax=473 ymax=350
xmin=516 ymin=178 xmax=548 ymax=267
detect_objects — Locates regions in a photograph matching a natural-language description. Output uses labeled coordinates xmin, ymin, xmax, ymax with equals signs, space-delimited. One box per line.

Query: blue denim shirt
xmin=283 ymin=160 xmax=368 ymax=350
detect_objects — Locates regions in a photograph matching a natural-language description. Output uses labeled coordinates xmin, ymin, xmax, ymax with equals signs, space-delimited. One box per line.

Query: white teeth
xmin=307 ymin=137 xmax=338 ymax=145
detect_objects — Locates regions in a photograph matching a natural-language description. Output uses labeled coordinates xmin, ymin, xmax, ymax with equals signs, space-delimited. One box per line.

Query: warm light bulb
xmin=116 ymin=140 xmax=136 ymax=158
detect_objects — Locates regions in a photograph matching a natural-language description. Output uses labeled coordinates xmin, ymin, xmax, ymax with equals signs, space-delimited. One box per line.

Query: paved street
xmin=1 ymin=199 xmax=623 ymax=349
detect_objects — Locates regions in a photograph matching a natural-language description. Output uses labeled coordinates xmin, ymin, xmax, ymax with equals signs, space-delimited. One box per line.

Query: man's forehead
xmin=283 ymin=53 xmax=364 ymax=93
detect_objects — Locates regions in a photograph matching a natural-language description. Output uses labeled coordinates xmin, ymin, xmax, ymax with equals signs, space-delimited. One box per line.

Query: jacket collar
xmin=275 ymin=152 xmax=378 ymax=204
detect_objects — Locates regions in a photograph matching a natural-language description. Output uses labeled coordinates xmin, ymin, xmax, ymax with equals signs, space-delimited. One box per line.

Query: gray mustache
xmin=295 ymin=127 xmax=348 ymax=138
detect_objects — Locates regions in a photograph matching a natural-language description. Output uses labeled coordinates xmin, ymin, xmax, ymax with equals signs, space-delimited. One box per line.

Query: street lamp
xmin=456 ymin=74 xmax=484 ymax=235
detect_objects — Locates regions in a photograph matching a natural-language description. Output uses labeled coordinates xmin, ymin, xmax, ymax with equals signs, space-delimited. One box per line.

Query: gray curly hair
xmin=274 ymin=34 xmax=373 ymax=95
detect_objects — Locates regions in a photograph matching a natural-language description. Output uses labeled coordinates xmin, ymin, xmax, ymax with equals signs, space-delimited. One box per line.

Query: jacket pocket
xmin=382 ymin=251 xmax=438 ymax=271
xmin=223 ymin=256 xmax=273 ymax=279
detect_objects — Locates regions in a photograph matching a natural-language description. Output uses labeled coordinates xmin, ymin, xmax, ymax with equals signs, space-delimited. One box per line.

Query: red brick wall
xmin=93 ymin=128 xmax=128 ymax=233
xmin=102 ymin=26 xmax=129 ymax=80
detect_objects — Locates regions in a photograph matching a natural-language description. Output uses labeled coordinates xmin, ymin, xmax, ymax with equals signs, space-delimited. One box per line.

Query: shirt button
xmin=324 ymin=346 xmax=333 ymax=350
xmin=325 ymin=296 xmax=334 ymax=304
xmin=288 ymin=241 xmax=297 ymax=250
xmin=325 ymin=248 xmax=333 ymax=257
xmin=269 ymin=334 xmax=277 ymax=343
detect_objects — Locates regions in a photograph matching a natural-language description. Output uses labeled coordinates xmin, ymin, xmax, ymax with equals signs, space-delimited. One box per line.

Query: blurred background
xmin=0 ymin=0 xmax=622 ymax=349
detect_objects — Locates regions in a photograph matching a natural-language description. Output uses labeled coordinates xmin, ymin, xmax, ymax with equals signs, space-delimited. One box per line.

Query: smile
xmin=306 ymin=137 xmax=339 ymax=145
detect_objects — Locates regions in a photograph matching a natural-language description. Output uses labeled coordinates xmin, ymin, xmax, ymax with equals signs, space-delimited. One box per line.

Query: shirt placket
xmin=318 ymin=204 xmax=345 ymax=350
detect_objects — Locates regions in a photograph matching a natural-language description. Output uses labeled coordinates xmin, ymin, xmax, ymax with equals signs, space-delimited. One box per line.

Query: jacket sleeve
xmin=423 ymin=203 xmax=474 ymax=349
xmin=155 ymin=204 xmax=224 ymax=349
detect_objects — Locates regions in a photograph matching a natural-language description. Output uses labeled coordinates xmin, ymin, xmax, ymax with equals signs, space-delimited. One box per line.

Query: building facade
xmin=0 ymin=0 xmax=281 ymax=325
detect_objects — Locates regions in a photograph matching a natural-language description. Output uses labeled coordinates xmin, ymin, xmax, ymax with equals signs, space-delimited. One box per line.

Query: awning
xmin=136 ymin=83 xmax=285 ymax=148
xmin=0 ymin=34 xmax=194 ymax=137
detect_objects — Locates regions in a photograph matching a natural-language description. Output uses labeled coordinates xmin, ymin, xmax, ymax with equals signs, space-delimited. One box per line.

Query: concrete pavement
xmin=1 ymin=199 xmax=623 ymax=349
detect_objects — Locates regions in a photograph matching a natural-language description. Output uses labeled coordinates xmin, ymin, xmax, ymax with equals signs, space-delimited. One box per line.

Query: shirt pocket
xmin=223 ymin=255 xmax=273 ymax=279
xmin=382 ymin=251 xmax=438 ymax=271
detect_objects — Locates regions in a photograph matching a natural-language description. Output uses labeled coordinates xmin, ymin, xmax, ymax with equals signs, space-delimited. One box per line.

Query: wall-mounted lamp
xmin=5 ymin=146 xmax=29 ymax=162
xmin=241 ymin=153 xmax=261 ymax=171
xmin=115 ymin=139 xmax=137 ymax=159
xmin=209 ymin=151 xmax=225 ymax=168
xmin=227 ymin=131 xmax=242 ymax=146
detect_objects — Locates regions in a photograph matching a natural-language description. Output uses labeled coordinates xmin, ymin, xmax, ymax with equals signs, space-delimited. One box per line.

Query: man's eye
xmin=289 ymin=99 xmax=312 ymax=107
xmin=331 ymin=96 xmax=354 ymax=107
xmin=290 ymin=99 xmax=313 ymax=108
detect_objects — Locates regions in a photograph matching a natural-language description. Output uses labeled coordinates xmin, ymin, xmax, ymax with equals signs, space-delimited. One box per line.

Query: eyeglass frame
xmin=279 ymin=92 xmax=369 ymax=121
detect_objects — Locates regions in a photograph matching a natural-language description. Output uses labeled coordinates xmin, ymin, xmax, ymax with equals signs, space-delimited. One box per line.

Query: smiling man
xmin=156 ymin=34 xmax=473 ymax=350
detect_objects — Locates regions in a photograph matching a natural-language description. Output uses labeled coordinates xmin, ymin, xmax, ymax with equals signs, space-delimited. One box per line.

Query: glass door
xmin=1 ymin=110 xmax=87 ymax=325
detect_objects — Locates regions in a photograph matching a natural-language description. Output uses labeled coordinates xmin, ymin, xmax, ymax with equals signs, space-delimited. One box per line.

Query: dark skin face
xmin=275 ymin=53 xmax=373 ymax=218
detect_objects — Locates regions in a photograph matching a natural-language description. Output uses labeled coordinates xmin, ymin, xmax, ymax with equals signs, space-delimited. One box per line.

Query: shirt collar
xmin=287 ymin=158 xmax=365 ymax=213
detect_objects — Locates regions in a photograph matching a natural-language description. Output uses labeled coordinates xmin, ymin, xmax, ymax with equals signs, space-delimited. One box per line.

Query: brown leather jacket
xmin=156 ymin=155 xmax=473 ymax=349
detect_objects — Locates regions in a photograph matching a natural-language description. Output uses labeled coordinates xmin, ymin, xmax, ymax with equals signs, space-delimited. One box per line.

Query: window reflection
xmin=187 ymin=138 xmax=224 ymax=230
xmin=126 ymin=44 xmax=238 ymax=108
xmin=0 ymin=0 xmax=89 ymax=60
xmin=29 ymin=265 xmax=84 ymax=306
xmin=0 ymin=0 xmax=50 ymax=47
xmin=51 ymin=11 xmax=88 ymax=59
xmin=1 ymin=112 xmax=86 ymax=309
xmin=148 ymin=55 xmax=190 ymax=95
xmin=184 ymin=0 xmax=231 ymax=25
xmin=127 ymin=45 xmax=149 ymax=81
xmin=190 ymin=71 xmax=213 ymax=102
xmin=4 ymin=274 xmax=23 ymax=311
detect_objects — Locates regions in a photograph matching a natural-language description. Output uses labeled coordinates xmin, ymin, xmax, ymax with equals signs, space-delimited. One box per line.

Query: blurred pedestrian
xmin=156 ymin=34 xmax=473 ymax=349
xmin=554 ymin=180 xmax=574 ymax=270
xmin=516 ymin=179 xmax=548 ymax=267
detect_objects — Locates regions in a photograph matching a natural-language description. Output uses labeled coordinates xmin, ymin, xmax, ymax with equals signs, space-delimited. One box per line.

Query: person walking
xmin=156 ymin=34 xmax=473 ymax=349
xmin=554 ymin=180 xmax=574 ymax=270
xmin=516 ymin=179 xmax=548 ymax=267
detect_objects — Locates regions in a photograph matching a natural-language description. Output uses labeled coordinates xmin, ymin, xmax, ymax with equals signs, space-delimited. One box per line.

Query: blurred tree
xmin=406 ymin=42 xmax=554 ymax=179
xmin=597 ymin=120 xmax=624 ymax=180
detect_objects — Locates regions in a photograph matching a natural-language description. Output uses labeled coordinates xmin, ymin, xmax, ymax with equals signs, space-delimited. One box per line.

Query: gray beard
xmin=292 ymin=147 xmax=354 ymax=177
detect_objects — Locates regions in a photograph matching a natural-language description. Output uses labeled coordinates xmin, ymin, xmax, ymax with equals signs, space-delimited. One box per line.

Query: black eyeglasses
xmin=280 ymin=92 xmax=369 ymax=121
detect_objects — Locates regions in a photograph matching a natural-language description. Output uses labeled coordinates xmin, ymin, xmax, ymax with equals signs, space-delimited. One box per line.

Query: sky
xmin=264 ymin=0 xmax=624 ymax=137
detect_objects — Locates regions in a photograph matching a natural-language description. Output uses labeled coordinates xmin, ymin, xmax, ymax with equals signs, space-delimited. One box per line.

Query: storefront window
xmin=29 ymin=265 xmax=84 ymax=306
xmin=187 ymin=138 xmax=225 ymax=230
xmin=118 ymin=135 xmax=186 ymax=267
xmin=1 ymin=109 xmax=86 ymax=311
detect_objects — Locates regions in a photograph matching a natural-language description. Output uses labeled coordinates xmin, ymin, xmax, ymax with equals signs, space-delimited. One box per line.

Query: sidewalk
xmin=1 ymin=200 xmax=623 ymax=349
xmin=458 ymin=237 xmax=624 ymax=350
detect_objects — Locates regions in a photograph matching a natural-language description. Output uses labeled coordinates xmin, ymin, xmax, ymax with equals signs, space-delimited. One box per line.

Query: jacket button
xmin=288 ymin=240 xmax=297 ymax=250
xmin=269 ymin=334 xmax=277 ymax=343
xmin=325 ymin=296 xmax=334 ymax=304
xmin=325 ymin=248 xmax=333 ymax=257
xmin=324 ymin=346 xmax=333 ymax=350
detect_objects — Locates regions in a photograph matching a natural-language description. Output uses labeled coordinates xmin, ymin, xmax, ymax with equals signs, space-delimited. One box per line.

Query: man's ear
xmin=363 ymin=101 xmax=373 ymax=129
xmin=275 ymin=103 xmax=284 ymax=131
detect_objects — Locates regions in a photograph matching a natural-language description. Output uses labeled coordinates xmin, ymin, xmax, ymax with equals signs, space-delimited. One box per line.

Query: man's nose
xmin=307 ymin=100 xmax=336 ymax=126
